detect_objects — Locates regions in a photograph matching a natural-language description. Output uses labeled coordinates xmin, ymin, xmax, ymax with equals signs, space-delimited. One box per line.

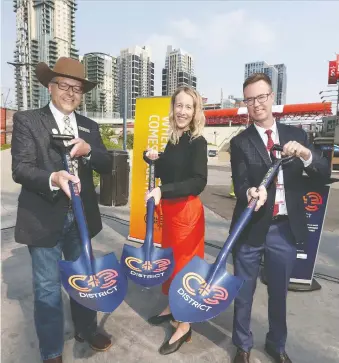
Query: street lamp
xmin=321 ymin=95 xmax=338 ymax=100
xmin=213 ymin=130 xmax=218 ymax=145
xmin=319 ymin=89 xmax=338 ymax=95
xmin=320 ymin=83 xmax=339 ymax=117
xmin=322 ymin=99 xmax=338 ymax=103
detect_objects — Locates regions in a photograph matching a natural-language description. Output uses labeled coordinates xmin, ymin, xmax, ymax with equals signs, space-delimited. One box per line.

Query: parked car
xmin=208 ymin=150 xmax=218 ymax=157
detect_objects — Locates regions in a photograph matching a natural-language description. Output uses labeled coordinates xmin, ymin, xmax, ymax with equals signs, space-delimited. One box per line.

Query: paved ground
xmin=203 ymin=165 xmax=339 ymax=233
xmin=1 ymin=149 xmax=339 ymax=363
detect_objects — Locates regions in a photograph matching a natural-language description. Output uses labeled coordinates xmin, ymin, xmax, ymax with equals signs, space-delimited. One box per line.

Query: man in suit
xmin=230 ymin=73 xmax=330 ymax=363
xmin=11 ymin=57 xmax=113 ymax=363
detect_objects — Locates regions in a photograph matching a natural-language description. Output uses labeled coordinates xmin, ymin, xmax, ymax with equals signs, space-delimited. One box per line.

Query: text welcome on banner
xmin=129 ymin=96 xmax=171 ymax=245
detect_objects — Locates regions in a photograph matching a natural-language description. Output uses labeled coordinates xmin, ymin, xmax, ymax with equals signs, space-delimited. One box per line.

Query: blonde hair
xmin=168 ymin=86 xmax=205 ymax=144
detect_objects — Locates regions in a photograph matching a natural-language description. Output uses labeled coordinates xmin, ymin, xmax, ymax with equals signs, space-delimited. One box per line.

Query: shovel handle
xmin=143 ymin=150 xmax=164 ymax=164
xmin=51 ymin=134 xmax=75 ymax=154
xmin=51 ymin=134 xmax=94 ymax=273
xmin=208 ymin=145 xmax=298 ymax=284
xmin=248 ymin=144 xmax=297 ymax=211
xmin=51 ymin=134 xmax=74 ymax=141
xmin=143 ymin=150 xmax=164 ymax=255
xmin=143 ymin=150 xmax=163 ymax=191
xmin=271 ymin=144 xmax=295 ymax=165
xmin=247 ymin=144 xmax=295 ymax=207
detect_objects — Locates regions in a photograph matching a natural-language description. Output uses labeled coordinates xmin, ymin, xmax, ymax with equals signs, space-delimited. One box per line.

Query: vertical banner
xmin=328 ymin=60 xmax=337 ymax=85
xmin=128 ymin=96 xmax=171 ymax=245
xmin=290 ymin=177 xmax=330 ymax=284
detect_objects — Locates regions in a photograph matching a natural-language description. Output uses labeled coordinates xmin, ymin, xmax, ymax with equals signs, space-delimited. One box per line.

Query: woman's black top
xmin=155 ymin=131 xmax=208 ymax=199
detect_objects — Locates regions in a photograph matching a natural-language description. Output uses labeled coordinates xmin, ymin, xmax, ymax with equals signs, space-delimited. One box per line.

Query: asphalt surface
xmin=202 ymin=165 xmax=339 ymax=233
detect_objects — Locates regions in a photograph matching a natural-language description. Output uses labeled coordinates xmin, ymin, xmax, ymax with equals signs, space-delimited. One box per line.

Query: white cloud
xmin=169 ymin=18 xmax=199 ymax=40
xmin=202 ymin=10 xmax=247 ymax=52
xmin=247 ymin=20 xmax=275 ymax=45
xmin=145 ymin=9 xmax=276 ymax=61
xmin=142 ymin=10 xmax=276 ymax=97
xmin=144 ymin=34 xmax=176 ymax=63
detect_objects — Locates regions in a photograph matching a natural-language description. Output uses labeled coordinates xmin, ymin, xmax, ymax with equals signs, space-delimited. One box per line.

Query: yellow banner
xmin=128 ymin=96 xmax=171 ymax=245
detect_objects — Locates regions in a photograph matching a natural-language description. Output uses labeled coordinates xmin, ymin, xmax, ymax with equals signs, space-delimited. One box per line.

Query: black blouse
xmin=155 ymin=131 xmax=208 ymax=199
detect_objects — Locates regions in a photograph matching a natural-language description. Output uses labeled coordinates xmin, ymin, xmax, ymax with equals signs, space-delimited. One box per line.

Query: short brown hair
xmin=243 ymin=73 xmax=272 ymax=91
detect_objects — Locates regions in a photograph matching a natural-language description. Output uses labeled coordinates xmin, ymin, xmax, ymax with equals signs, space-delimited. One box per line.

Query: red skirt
xmin=158 ymin=196 xmax=205 ymax=295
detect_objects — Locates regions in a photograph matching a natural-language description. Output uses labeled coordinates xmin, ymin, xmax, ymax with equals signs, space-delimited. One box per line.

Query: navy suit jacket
xmin=230 ymin=122 xmax=330 ymax=247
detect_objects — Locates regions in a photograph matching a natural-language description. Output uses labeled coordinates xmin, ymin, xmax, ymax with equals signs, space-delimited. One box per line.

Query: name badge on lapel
xmin=78 ymin=126 xmax=90 ymax=133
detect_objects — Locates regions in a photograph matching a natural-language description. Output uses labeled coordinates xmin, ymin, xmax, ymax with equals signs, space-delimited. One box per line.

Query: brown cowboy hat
xmin=35 ymin=57 xmax=96 ymax=93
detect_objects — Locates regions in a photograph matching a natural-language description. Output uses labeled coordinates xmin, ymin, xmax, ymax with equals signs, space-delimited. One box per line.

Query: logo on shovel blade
xmin=125 ymin=257 xmax=171 ymax=273
xmin=303 ymin=192 xmax=323 ymax=212
xmin=176 ymin=272 xmax=228 ymax=311
xmin=69 ymin=269 xmax=118 ymax=293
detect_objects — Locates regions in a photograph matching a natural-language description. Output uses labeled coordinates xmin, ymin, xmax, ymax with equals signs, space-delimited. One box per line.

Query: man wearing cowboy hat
xmin=11 ymin=57 xmax=113 ymax=363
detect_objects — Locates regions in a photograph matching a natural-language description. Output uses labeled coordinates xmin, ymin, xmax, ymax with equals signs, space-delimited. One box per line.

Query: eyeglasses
xmin=51 ymin=81 xmax=83 ymax=94
xmin=243 ymin=93 xmax=271 ymax=106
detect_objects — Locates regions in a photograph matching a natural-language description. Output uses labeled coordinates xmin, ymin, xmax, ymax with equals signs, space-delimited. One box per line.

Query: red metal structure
xmin=204 ymin=102 xmax=333 ymax=125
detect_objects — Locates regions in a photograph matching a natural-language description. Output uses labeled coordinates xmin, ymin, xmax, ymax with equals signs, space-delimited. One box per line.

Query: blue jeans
xmin=232 ymin=220 xmax=297 ymax=354
xmin=28 ymin=211 xmax=97 ymax=361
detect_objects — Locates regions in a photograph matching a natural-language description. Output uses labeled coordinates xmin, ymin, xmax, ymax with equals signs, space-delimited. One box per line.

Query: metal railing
xmin=217 ymin=126 xmax=245 ymax=152
xmin=77 ymin=111 xmax=121 ymax=119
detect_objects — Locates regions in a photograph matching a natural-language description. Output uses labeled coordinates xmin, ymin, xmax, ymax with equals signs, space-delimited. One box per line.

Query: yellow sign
xmin=128 ymin=96 xmax=171 ymax=245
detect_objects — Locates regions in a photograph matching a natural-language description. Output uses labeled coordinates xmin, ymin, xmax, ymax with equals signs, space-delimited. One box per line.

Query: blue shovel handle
xmin=63 ymin=152 xmax=94 ymax=262
xmin=144 ymin=197 xmax=155 ymax=262
xmin=51 ymin=134 xmax=93 ymax=274
xmin=208 ymin=144 xmax=295 ymax=282
xmin=143 ymin=152 xmax=157 ymax=259
xmin=143 ymin=150 xmax=163 ymax=191
xmin=142 ymin=150 xmax=164 ymax=261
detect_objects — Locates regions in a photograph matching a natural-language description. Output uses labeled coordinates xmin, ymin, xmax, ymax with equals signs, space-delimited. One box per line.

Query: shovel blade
xmin=169 ymin=256 xmax=244 ymax=323
xmin=121 ymin=244 xmax=174 ymax=288
xmin=59 ymin=252 xmax=128 ymax=313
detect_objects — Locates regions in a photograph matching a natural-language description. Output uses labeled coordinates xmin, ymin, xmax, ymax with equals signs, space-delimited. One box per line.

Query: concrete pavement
xmin=1 ymin=149 xmax=339 ymax=363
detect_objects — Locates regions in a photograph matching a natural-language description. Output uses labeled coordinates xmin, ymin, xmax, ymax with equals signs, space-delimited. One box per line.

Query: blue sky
xmin=1 ymin=0 xmax=338 ymax=108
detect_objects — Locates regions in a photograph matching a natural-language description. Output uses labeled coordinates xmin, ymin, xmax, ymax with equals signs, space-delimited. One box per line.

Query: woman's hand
xmin=146 ymin=148 xmax=159 ymax=160
xmin=145 ymin=187 xmax=162 ymax=205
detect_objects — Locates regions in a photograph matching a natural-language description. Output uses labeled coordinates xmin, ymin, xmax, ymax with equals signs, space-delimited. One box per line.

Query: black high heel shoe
xmin=158 ymin=327 xmax=192 ymax=355
xmin=148 ymin=313 xmax=174 ymax=325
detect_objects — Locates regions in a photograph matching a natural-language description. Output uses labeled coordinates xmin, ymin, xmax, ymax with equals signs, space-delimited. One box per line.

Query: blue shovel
xmin=51 ymin=134 xmax=128 ymax=313
xmin=169 ymin=145 xmax=295 ymax=323
xmin=120 ymin=151 xmax=175 ymax=287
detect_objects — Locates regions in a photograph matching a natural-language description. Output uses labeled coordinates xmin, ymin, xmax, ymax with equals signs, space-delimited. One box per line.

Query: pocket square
xmin=78 ymin=126 xmax=90 ymax=133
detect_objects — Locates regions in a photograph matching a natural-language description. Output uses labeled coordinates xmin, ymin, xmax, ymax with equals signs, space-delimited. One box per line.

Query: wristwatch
xmin=84 ymin=147 xmax=92 ymax=159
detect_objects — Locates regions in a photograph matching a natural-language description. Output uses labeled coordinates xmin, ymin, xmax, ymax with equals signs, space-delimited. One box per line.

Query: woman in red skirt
xmin=145 ymin=85 xmax=207 ymax=355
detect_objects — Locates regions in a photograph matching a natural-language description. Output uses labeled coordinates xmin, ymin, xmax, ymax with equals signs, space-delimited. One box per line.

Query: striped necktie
xmin=63 ymin=115 xmax=78 ymax=176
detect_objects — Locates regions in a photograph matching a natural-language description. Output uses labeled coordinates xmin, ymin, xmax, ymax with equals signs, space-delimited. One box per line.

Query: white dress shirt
xmin=49 ymin=101 xmax=78 ymax=137
xmin=49 ymin=101 xmax=78 ymax=191
xmin=253 ymin=121 xmax=312 ymax=215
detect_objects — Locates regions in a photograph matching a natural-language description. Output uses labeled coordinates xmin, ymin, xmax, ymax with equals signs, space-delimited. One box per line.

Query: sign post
xmin=260 ymin=177 xmax=332 ymax=292
xmin=288 ymin=177 xmax=331 ymax=291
